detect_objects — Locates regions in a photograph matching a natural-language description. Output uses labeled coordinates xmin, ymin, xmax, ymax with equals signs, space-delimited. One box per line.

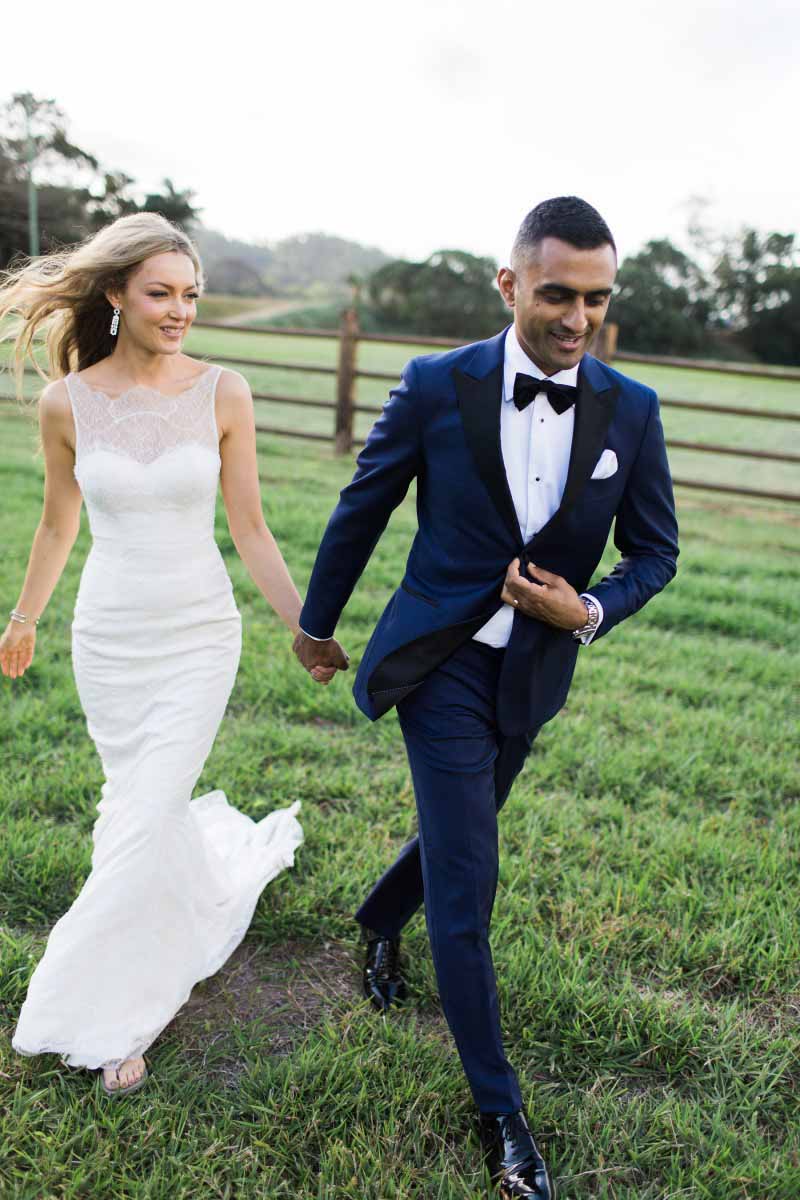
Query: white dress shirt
xmin=473 ymin=326 xmax=603 ymax=648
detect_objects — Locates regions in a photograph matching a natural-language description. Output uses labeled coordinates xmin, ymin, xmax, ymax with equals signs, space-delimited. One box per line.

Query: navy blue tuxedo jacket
xmin=299 ymin=326 xmax=678 ymax=735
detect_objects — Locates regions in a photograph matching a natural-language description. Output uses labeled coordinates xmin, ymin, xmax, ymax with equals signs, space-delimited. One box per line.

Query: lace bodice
xmin=67 ymin=366 xmax=221 ymax=466
xmin=65 ymin=365 xmax=223 ymax=551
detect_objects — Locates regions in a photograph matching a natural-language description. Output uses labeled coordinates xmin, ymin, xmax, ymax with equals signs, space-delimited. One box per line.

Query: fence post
xmin=335 ymin=307 xmax=359 ymax=453
xmin=592 ymin=321 xmax=618 ymax=363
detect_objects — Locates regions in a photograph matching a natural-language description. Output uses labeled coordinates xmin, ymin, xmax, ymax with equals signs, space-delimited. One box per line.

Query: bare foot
xmin=103 ymin=1056 xmax=146 ymax=1091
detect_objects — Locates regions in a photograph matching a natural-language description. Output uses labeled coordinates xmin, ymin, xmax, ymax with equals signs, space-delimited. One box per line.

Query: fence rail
xmin=670 ymin=477 xmax=800 ymax=504
xmin=3 ymin=316 xmax=799 ymax=502
xmin=658 ymin=396 xmax=800 ymax=422
xmin=613 ymin=350 xmax=800 ymax=383
xmin=162 ymin=316 xmax=800 ymax=503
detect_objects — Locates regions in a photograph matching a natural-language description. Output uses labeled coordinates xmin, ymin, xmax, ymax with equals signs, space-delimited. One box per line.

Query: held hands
xmin=0 ymin=622 xmax=37 ymax=679
xmin=501 ymin=558 xmax=588 ymax=631
xmin=292 ymin=630 xmax=350 ymax=686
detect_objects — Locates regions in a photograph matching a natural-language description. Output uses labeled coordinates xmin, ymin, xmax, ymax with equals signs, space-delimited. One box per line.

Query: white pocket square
xmin=590 ymin=448 xmax=618 ymax=480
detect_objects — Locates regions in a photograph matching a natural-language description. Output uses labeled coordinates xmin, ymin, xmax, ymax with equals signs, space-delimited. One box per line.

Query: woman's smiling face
xmin=109 ymin=251 xmax=200 ymax=355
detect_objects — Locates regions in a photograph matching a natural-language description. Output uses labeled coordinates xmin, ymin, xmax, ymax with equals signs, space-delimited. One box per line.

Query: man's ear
xmin=497 ymin=266 xmax=516 ymax=309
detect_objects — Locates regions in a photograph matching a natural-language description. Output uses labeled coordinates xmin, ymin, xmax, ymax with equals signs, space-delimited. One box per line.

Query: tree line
xmin=363 ymin=230 xmax=799 ymax=365
xmin=0 ymin=94 xmax=198 ymax=265
xmin=0 ymin=94 xmax=388 ymax=305
xmin=2 ymin=93 xmax=797 ymax=365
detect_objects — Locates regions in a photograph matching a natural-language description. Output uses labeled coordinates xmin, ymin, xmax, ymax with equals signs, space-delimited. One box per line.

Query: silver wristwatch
xmin=572 ymin=596 xmax=600 ymax=641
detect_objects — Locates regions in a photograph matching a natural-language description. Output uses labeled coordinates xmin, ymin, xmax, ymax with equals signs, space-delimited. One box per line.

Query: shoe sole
xmin=497 ymin=1167 xmax=556 ymax=1199
xmin=498 ymin=1177 xmax=556 ymax=1199
xmin=100 ymin=1065 xmax=148 ymax=1098
xmin=362 ymin=985 xmax=407 ymax=1012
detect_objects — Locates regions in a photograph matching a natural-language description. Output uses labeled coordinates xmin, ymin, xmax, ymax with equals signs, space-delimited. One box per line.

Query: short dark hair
xmin=511 ymin=196 xmax=616 ymax=266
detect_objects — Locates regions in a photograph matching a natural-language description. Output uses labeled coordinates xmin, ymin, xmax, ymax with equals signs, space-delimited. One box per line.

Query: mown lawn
xmin=0 ymin=354 xmax=799 ymax=1197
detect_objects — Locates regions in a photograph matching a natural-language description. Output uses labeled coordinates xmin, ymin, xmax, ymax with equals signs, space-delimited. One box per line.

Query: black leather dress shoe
xmin=361 ymin=929 xmax=406 ymax=1011
xmin=478 ymin=1109 xmax=555 ymax=1199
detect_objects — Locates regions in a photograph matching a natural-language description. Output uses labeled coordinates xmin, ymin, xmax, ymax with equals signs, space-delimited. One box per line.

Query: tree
xmin=87 ymin=173 xmax=200 ymax=231
xmin=747 ymin=272 xmax=800 ymax=365
xmin=714 ymin=229 xmax=800 ymax=365
xmin=715 ymin=230 xmax=795 ymax=324
xmin=0 ymin=92 xmax=98 ymax=259
xmin=611 ymin=239 xmax=713 ymax=355
xmin=0 ymin=93 xmax=200 ymax=268
xmin=0 ymin=142 xmax=99 ymax=268
xmin=367 ymin=249 xmax=507 ymax=338
xmin=0 ymin=144 xmax=28 ymax=265
xmin=140 ymin=177 xmax=200 ymax=228
xmin=85 ymin=171 xmax=140 ymax=228
xmin=0 ymin=94 xmax=98 ymax=177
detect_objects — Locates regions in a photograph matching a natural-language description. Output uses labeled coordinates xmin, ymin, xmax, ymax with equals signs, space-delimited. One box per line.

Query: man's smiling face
xmin=498 ymin=236 xmax=617 ymax=376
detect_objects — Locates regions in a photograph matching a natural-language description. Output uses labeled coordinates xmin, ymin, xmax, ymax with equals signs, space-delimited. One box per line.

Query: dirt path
xmin=217 ymin=299 xmax=307 ymax=327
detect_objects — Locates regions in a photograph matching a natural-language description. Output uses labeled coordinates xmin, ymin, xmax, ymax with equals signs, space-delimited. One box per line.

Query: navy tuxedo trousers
xmin=355 ymin=639 xmax=539 ymax=1113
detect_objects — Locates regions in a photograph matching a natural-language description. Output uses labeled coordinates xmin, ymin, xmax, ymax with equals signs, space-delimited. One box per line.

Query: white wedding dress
xmin=13 ymin=364 xmax=303 ymax=1070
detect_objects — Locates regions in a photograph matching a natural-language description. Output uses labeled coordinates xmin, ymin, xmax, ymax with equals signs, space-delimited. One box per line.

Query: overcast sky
xmin=5 ymin=0 xmax=798 ymax=265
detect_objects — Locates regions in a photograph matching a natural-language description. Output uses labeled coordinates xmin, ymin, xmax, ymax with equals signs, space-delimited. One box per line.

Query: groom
xmin=294 ymin=197 xmax=678 ymax=1198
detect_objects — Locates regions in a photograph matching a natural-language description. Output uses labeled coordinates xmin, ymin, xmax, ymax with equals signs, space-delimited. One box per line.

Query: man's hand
xmin=501 ymin=558 xmax=588 ymax=631
xmin=292 ymin=630 xmax=350 ymax=685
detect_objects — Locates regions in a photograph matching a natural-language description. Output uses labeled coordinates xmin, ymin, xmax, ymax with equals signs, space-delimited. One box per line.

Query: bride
xmin=0 ymin=213 xmax=348 ymax=1095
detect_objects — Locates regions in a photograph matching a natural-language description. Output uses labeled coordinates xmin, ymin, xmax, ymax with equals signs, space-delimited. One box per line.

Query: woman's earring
xmin=110 ymin=307 xmax=120 ymax=336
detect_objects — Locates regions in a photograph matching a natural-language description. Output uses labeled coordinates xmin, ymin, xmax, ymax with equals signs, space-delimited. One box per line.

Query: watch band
xmin=572 ymin=596 xmax=600 ymax=640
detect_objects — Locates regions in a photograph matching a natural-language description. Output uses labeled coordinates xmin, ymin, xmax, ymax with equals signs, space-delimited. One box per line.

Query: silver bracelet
xmin=9 ymin=609 xmax=39 ymax=626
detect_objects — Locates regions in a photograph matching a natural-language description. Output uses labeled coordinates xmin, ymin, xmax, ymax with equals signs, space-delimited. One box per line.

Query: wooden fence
xmin=4 ymin=316 xmax=799 ymax=504
xmin=191 ymin=314 xmax=800 ymax=505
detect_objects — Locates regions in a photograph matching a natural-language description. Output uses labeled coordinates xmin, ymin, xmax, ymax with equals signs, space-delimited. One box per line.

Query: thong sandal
xmin=100 ymin=1058 xmax=149 ymax=1098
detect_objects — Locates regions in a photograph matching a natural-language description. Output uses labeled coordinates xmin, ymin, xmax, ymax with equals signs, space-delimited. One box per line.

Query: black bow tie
xmin=512 ymin=372 xmax=578 ymax=415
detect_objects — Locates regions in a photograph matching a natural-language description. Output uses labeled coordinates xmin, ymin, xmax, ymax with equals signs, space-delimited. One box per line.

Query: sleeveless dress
xmin=12 ymin=364 xmax=303 ymax=1070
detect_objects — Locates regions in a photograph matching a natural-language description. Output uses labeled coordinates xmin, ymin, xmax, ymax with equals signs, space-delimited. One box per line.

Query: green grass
xmin=0 ymin=348 xmax=799 ymax=1197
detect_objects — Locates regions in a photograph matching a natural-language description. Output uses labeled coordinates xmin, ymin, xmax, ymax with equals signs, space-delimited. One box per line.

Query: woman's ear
xmin=104 ymin=273 xmax=127 ymax=311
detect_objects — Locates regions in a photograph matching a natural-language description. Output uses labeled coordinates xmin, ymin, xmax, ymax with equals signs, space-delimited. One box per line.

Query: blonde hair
xmin=0 ymin=212 xmax=204 ymax=402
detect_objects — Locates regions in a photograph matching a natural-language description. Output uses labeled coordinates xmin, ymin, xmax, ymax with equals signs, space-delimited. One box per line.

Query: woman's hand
xmin=0 ymin=622 xmax=37 ymax=679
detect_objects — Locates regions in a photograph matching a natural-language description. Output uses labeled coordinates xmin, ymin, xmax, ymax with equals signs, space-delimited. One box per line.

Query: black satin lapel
xmin=453 ymin=366 xmax=519 ymax=543
xmin=526 ymin=371 xmax=618 ymax=548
